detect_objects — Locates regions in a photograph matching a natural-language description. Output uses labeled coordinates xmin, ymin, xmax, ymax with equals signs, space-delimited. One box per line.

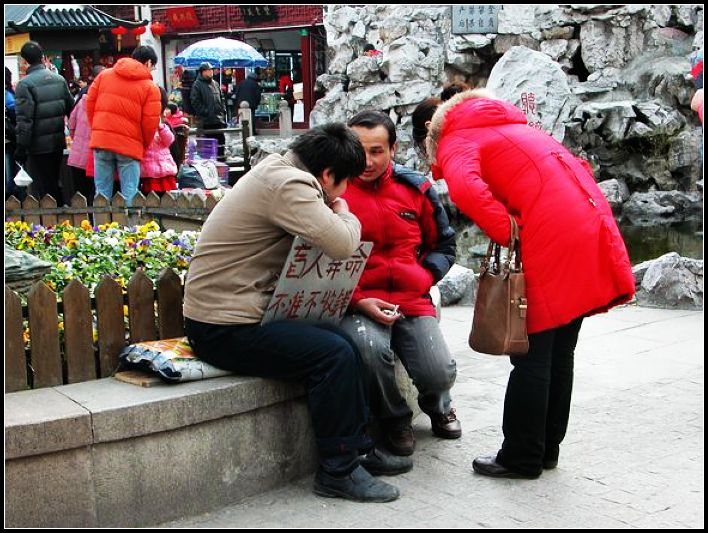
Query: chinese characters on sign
xmin=261 ymin=237 xmax=373 ymax=325
xmin=166 ymin=6 xmax=198 ymax=30
xmin=451 ymin=5 xmax=501 ymax=35
xmin=240 ymin=5 xmax=278 ymax=23
xmin=520 ymin=91 xmax=543 ymax=130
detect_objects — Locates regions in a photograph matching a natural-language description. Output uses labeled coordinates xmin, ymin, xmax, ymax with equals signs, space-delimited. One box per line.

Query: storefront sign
xmin=240 ymin=5 xmax=277 ymax=24
xmin=451 ymin=5 xmax=501 ymax=34
xmin=166 ymin=6 xmax=199 ymax=30
xmin=5 ymin=33 xmax=30 ymax=55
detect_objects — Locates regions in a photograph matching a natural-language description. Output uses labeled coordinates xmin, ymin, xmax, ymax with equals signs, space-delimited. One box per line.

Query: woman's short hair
xmin=290 ymin=123 xmax=366 ymax=184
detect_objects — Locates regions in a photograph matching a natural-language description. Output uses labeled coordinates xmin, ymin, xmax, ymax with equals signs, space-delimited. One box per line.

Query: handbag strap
xmin=481 ymin=216 xmax=522 ymax=275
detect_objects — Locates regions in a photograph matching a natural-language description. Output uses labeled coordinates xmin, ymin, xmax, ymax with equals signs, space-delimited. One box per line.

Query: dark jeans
xmin=496 ymin=317 xmax=584 ymax=476
xmin=26 ymin=151 xmax=63 ymax=201
xmin=184 ymin=317 xmax=372 ymax=475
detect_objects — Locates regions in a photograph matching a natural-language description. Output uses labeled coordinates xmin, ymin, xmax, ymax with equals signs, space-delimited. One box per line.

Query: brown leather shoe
xmin=384 ymin=425 xmax=415 ymax=456
xmin=430 ymin=408 xmax=462 ymax=439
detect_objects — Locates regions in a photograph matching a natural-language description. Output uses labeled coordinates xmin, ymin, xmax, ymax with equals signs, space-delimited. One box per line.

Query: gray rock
xmin=634 ymin=252 xmax=703 ymax=310
xmin=5 ymin=245 xmax=52 ymax=295
xmin=598 ymin=179 xmax=630 ymax=214
xmin=580 ymin=18 xmax=645 ymax=74
xmin=622 ymin=191 xmax=703 ymax=226
xmin=437 ymin=264 xmax=475 ymax=306
xmin=247 ymin=137 xmax=297 ymax=167
xmin=487 ymin=46 xmax=579 ymax=142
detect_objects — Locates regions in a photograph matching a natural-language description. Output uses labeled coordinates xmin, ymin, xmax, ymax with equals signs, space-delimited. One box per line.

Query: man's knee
xmin=416 ymin=360 xmax=457 ymax=393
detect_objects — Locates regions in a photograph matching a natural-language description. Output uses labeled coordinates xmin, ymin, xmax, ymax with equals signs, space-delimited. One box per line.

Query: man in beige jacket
xmin=183 ymin=123 xmax=411 ymax=503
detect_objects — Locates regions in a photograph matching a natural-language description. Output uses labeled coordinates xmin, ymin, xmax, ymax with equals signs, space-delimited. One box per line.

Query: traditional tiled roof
xmin=5 ymin=4 xmax=146 ymax=31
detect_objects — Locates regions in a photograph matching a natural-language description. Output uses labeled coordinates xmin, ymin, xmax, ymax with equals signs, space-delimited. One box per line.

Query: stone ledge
xmin=6 ymin=375 xmax=306 ymax=457
xmin=4 ymin=387 xmax=93 ymax=460
xmin=4 ymin=375 xmax=315 ymax=528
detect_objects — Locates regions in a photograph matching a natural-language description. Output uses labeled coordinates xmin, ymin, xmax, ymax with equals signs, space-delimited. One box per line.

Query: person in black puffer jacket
xmin=190 ymin=62 xmax=226 ymax=159
xmin=14 ymin=41 xmax=74 ymax=201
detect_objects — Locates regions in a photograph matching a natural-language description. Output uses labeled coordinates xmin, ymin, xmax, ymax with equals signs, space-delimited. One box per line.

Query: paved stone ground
xmin=161 ymin=304 xmax=704 ymax=528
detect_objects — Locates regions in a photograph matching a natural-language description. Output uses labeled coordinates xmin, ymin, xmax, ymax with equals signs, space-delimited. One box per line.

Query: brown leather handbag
xmin=469 ymin=216 xmax=529 ymax=356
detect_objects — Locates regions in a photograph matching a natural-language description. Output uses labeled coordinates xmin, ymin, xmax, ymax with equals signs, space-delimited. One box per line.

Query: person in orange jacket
xmin=86 ymin=45 xmax=161 ymax=206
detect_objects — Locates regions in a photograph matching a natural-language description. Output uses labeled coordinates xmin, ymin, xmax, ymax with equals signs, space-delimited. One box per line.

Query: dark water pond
xmin=618 ymin=220 xmax=703 ymax=265
xmin=454 ymin=220 xmax=703 ymax=272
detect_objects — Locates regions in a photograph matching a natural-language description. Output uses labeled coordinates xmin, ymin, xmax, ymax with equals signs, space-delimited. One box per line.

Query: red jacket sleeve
xmin=437 ymin=136 xmax=511 ymax=246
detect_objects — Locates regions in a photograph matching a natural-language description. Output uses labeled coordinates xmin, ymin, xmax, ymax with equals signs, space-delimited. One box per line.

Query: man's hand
xmin=329 ymin=197 xmax=349 ymax=215
xmin=14 ymin=147 xmax=27 ymax=165
xmin=355 ymin=297 xmax=402 ymax=326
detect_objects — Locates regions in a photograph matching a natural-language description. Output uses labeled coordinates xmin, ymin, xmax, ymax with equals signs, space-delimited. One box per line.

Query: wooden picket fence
xmin=5 ymin=268 xmax=185 ymax=393
xmin=5 ymin=190 xmax=222 ymax=231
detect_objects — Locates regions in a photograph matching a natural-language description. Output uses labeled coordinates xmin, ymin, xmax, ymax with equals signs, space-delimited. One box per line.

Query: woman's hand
xmin=355 ymin=298 xmax=402 ymax=326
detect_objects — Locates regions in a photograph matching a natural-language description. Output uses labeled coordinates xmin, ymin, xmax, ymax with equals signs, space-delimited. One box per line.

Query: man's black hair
xmin=347 ymin=110 xmax=397 ymax=148
xmin=290 ymin=123 xmax=366 ymax=184
xmin=132 ymin=45 xmax=158 ymax=65
xmin=167 ymin=102 xmax=178 ymax=114
xmin=20 ymin=41 xmax=43 ymax=65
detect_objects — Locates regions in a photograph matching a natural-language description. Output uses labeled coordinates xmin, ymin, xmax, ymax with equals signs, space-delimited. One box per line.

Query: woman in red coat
xmin=413 ymin=89 xmax=635 ymax=479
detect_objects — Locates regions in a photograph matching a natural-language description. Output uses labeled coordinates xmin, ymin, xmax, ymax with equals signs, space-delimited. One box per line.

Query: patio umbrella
xmin=174 ymin=37 xmax=269 ymax=69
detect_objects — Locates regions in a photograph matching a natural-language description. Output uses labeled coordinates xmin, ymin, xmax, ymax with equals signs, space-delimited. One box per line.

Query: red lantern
xmin=132 ymin=25 xmax=147 ymax=36
xmin=110 ymin=26 xmax=128 ymax=51
xmin=150 ymin=21 xmax=167 ymax=37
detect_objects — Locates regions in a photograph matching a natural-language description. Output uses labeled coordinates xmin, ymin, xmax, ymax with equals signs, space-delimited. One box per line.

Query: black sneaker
xmin=360 ymin=446 xmax=413 ymax=476
xmin=313 ymin=465 xmax=400 ymax=503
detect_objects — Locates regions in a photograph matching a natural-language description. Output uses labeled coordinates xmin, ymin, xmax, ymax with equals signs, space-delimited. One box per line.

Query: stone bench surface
xmin=5 ymin=375 xmax=306 ymax=460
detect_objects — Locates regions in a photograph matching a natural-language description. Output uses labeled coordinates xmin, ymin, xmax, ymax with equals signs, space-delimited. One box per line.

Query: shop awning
xmin=5 ymin=4 xmax=147 ymax=33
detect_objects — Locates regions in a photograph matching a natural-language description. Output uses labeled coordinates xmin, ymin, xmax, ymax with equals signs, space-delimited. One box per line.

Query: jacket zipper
xmin=552 ymin=151 xmax=597 ymax=208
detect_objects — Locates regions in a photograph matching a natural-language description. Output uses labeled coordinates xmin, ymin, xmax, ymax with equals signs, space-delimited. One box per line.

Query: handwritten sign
xmin=261 ymin=237 xmax=373 ymax=325
xmin=452 ymin=5 xmax=501 ymax=35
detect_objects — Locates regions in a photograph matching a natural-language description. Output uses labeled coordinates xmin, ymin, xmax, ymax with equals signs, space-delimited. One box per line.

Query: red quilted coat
xmin=343 ymin=164 xmax=456 ymax=317
xmin=86 ymin=58 xmax=161 ymax=161
xmin=427 ymin=92 xmax=635 ymax=333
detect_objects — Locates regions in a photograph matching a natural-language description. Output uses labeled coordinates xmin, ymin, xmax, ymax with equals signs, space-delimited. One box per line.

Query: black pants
xmin=26 ymin=151 xmax=63 ymax=201
xmin=185 ymin=317 xmax=372 ymax=475
xmin=70 ymin=166 xmax=95 ymax=206
xmin=496 ymin=317 xmax=584 ymax=476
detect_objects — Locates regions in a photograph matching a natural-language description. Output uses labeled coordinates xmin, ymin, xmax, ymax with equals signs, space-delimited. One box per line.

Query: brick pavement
xmin=161 ymin=305 xmax=703 ymax=528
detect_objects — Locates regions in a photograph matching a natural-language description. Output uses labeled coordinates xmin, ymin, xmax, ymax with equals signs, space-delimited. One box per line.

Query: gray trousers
xmin=340 ymin=313 xmax=457 ymax=426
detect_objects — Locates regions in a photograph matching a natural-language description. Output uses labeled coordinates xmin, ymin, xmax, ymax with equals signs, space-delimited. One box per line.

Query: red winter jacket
xmin=427 ymin=93 xmax=635 ymax=333
xmin=86 ymin=58 xmax=161 ymax=161
xmin=343 ymin=164 xmax=456 ymax=317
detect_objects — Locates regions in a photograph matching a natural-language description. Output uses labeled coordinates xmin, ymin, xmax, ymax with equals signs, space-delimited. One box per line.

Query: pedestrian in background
xmin=413 ymin=89 xmax=635 ymax=479
xmin=14 ymin=41 xmax=74 ymax=201
xmin=86 ymin=45 xmax=161 ymax=206
xmin=67 ymin=66 xmax=105 ymax=205
xmin=191 ymin=61 xmax=226 ymax=159
xmin=140 ymin=87 xmax=178 ymax=195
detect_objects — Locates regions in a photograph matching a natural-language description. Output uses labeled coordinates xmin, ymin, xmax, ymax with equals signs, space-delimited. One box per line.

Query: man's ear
xmin=391 ymin=140 xmax=399 ymax=159
xmin=319 ymin=167 xmax=335 ymax=187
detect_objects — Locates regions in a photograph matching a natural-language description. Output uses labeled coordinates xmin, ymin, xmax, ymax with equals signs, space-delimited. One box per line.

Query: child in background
xmin=140 ymin=88 xmax=178 ymax=195
xmin=164 ymin=102 xmax=188 ymax=128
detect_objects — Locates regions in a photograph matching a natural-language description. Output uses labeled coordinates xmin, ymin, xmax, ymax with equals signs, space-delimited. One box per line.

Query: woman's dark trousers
xmin=496 ymin=317 xmax=584 ymax=476
xmin=184 ymin=317 xmax=371 ymax=475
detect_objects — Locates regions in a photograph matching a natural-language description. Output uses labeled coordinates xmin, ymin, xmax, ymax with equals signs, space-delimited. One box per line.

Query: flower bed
xmin=4 ymin=220 xmax=200 ymax=295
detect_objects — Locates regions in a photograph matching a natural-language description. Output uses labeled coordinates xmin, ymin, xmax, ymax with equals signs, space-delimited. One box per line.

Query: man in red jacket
xmin=340 ymin=111 xmax=461 ymax=457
